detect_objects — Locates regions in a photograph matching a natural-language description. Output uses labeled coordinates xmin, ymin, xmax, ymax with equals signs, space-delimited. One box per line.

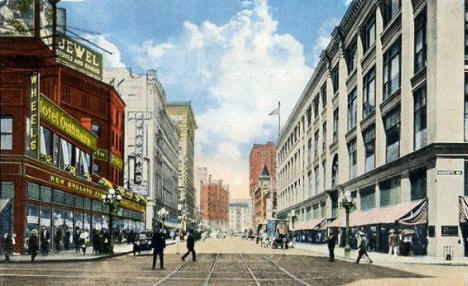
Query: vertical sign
xmin=134 ymin=113 xmax=145 ymax=185
xmin=29 ymin=72 xmax=40 ymax=159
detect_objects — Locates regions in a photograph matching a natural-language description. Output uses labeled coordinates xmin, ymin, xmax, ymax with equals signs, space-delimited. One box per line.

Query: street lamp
xmin=157 ymin=207 xmax=169 ymax=231
xmin=101 ymin=188 xmax=122 ymax=254
xmin=340 ymin=190 xmax=355 ymax=258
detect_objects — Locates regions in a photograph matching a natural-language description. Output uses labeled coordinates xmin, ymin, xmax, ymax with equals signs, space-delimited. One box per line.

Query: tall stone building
xmin=195 ymin=167 xmax=208 ymax=220
xmin=249 ymin=142 xmax=277 ymax=227
xmin=167 ymin=102 xmax=197 ymax=218
xmin=276 ymin=0 xmax=468 ymax=258
xmin=229 ymin=199 xmax=253 ymax=234
xmin=200 ymin=175 xmax=230 ymax=231
xmin=104 ymin=68 xmax=180 ymax=230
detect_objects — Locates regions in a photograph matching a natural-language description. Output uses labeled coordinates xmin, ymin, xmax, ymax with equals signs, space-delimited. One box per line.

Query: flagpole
xmin=278 ymin=101 xmax=281 ymax=139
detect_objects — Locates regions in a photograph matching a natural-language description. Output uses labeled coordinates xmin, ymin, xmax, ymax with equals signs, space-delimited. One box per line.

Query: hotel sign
xmin=29 ymin=72 xmax=40 ymax=159
xmin=40 ymin=95 xmax=98 ymax=150
xmin=56 ymin=35 xmax=103 ymax=80
xmin=110 ymin=153 xmax=123 ymax=171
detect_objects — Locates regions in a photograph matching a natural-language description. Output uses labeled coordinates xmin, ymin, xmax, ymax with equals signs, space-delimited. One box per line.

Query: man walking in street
xmin=29 ymin=230 xmax=39 ymax=262
xmin=356 ymin=232 xmax=373 ymax=264
xmin=151 ymin=229 xmax=166 ymax=269
xmin=327 ymin=233 xmax=337 ymax=262
xmin=181 ymin=230 xmax=196 ymax=261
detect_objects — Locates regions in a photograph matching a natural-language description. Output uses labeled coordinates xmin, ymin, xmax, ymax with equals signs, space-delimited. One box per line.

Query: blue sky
xmin=60 ymin=0 xmax=349 ymax=198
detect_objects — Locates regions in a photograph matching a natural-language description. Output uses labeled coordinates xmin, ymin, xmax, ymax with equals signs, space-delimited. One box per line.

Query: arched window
xmin=331 ymin=155 xmax=339 ymax=188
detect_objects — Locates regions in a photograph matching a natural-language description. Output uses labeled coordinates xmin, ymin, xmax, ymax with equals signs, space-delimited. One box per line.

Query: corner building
xmin=0 ymin=3 xmax=145 ymax=253
xmin=200 ymin=176 xmax=229 ymax=232
xmin=277 ymin=0 xmax=468 ymax=258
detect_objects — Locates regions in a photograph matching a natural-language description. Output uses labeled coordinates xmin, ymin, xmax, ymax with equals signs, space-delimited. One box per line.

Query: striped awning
xmin=329 ymin=199 xmax=426 ymax=228
xmin=460 ymin=196 xmax=468 ymax=223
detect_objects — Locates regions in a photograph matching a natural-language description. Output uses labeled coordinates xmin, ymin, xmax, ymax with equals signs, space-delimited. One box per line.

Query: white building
xmin=277 ymin=0 xmax=468 ymax=258
xmin=229 ymin=199 xmax=252 ymax=234
xmin=104 ymin=68 xmax=180 ymax=230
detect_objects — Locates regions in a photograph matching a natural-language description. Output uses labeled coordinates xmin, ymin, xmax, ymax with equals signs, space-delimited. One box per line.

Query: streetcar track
xmin=262 ymin=255 xmax=311 ymax=286
xmin=239 ymin=253 xmax=261 ymax=286
xmin=152 ymin=259 xmax=191 ymax=286
xmin=203 ymin=253 xmax=219 ymax=286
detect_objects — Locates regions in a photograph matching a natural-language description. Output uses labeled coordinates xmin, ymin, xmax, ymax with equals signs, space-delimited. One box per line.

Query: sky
xmin=60 ymin=0 xmax=350 ymax=199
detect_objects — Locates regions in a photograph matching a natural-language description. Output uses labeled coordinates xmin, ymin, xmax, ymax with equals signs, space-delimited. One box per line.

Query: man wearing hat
xmin=356 ymin=232 xmax=373 ymax=264
xmin=388 ymin=229 xmax=399 ymax=257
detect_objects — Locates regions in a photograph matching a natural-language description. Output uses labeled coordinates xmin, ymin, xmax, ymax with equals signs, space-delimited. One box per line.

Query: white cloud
xmin=84 ymin=34 xmax=125 ymax=68
xmin=135 ymin=0 xmax=312 ymax=198
xmin=241 ymin=0 xmax=253 ymax=8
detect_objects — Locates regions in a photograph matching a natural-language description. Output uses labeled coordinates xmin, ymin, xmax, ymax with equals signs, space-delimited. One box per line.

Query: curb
xmin=297 ymin=246 xmax=468 ymax=267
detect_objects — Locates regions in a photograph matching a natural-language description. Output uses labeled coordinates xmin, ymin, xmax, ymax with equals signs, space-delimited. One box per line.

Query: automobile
xmin=216 ymin=232 xmax=226 ymax=239
xmin=133 ymin=233 xmax=152 ymax=255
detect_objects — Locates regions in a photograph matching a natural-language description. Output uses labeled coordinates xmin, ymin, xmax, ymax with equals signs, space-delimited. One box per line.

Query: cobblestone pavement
xmin=0 ymin=238 xmax=466 ymax=286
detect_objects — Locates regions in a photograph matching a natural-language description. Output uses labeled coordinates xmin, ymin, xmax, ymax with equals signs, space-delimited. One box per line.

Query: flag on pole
xmin=268 ymin=106 xmax=280 ymax=116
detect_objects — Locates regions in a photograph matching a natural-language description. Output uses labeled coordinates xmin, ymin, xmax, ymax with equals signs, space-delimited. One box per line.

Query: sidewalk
xmin=294 ymin=242 xmax=468 ymax=266
xmin=0 ymin=240 xmax=175 ymax=263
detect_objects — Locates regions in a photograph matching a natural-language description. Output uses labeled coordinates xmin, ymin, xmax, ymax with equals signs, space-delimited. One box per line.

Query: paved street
xmin=1 ymin=238 xmax=467 ymax=286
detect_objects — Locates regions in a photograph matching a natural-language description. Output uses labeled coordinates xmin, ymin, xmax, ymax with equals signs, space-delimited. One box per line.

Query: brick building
xmin=200 ymin=175 xmax=229 ymax=231
xmin=0 ymin=2 xmax=145 ymax=253
xmin=249 ymin=142 xmax=277 ymax=228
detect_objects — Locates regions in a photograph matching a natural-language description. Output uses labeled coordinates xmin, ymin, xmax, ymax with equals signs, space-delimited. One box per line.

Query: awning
xmin=460 ymin=196 xmax=468 ymax=223
xmin=329 ymin=199 xmax=426 ymax=228
xmin=294 ymin=218 xmax=323 ymax=231
xmin=399 ymin=199 xmax=428 ymax=225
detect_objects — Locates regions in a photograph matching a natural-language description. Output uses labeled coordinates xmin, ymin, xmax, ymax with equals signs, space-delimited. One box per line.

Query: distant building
xmin=194 ymin=167 xmax=208 ymax=220
xmin=249 ymin=142 xmax=277 ymax=228
xmin=104 ymin=68 xmax=180 ymax=230
xmin=167 ymin=102 xmax=197 ymax=218
xmin=229 ymin=199 xmax=252 ymax=234
xmin=200 ymin=175 xmax=229 ymax=231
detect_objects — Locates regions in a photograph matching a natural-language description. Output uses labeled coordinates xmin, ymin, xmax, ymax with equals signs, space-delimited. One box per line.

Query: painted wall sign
xmin=29 ymin=72 xmax=40 ymax=159
xmin=437 ymin=170 xmax=463 ymax=176
xmin=93 ymin=148 xmax=108 ymax=162
xmin=56 ymin=34 xmax=103 ymax=80
xmin=110 ymin=153 xmax=123 ymax=171
xmin=40 ymin=95 xmax=98 ymax=150
xmin=128 ymin=111 xmax=151 ymax=187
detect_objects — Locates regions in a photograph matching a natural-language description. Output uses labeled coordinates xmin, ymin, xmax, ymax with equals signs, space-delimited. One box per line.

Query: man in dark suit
xmin=151 ymin=229 xmax=166 ymax=269
xmin=40 ymin=227 xmax=50 ymax=256
xmin=327 ymin=233 xmax=337 ymax=262
xmin=181 ymin=231 xmax=196 ymax=261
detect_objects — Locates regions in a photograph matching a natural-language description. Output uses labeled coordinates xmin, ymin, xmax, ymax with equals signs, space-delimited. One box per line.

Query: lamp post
xmin=157 ymin=207 xmax=169 ymax=231
xmin=340 ymin=190 xmax=355 ymax=258
xmin=101 ymin=188 xmax=122 ymax=254
xmin=289 ymin=209 xmax=296 ymax=230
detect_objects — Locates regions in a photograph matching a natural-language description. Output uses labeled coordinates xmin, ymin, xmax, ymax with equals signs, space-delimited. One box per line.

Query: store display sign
xmin=56 ymin=34 xmax=103 ymax=80
xmin=29 ymin=72 xmax=41 ymax=159
xmin=93 ymin=148 xmax=108 ymax=162
xmin=110 ymin=153 xmax=123 ymax=171
xmin=130 ymin=112 xmax=151 ymax=185
xmin=40 ymin=95 xmax=98 ymax=150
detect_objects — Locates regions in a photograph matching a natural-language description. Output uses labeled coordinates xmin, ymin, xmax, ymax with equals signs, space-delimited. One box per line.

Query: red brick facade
xmin=200 ymin=176 xmax=229 ymax=228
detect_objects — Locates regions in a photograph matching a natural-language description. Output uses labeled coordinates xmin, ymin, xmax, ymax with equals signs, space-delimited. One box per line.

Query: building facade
xmin=200 ymin=176 xmax=229 ymax=231
xmin=249 ymin=142 xmax=277 ymax=228
xmin=0 ymin=4 xmax=145 ymax=253
xmin=229 ymin=199 xmax=252 ymax=234
xmin=166 ymin=103 xmax=197 ymax=218
xmin=195 ymin=166 xmax=208 ymax=220
xmin=276 ymin=0 xmax=468 ymax=258
xmin=103 ymin=68 xmax=180 ymax=230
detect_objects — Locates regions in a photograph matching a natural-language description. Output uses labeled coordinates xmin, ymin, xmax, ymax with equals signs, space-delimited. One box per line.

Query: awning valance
xmin=329 ymin=199 xmax=426 ymax=228
xmin=460 ymin=196 xmax=468 ymax=223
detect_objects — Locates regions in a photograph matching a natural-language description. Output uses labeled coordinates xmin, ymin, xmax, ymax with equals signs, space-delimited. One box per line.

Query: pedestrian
xmin=80 ymin=230 xmax=89 ymax=255
xmin=74 ymin=227 xmax=81 ymax=254
xmin=40 ymin=226 xmax=50 ymax=256
xmin=55 ymin=228 xmax=62 ymax=253
xmin=181 ymin=230 xmax=196 ymax=261
xmin=327 ymin=233 xmax=337 ymax=262
xmin=151 ymin=229 xmax=166 ymax=269
xmin=3 ymin=233 xmax=13 ymax=262
xmin=388 ymin=229 xmax=399 ymax=257
xmin=356 ymin=232 xmax=373 ymax=264
xmin=64 ymin=228 xmax=71 ymax=250
xmin=92 ymin=230 xmax=100 ymax=255
xmin=29 ymin=230 xmax=39 ymax=262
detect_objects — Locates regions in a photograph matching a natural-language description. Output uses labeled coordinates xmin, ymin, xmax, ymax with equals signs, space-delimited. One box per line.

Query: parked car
xmin=133 ymin=233 xmax=151 ymax=255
